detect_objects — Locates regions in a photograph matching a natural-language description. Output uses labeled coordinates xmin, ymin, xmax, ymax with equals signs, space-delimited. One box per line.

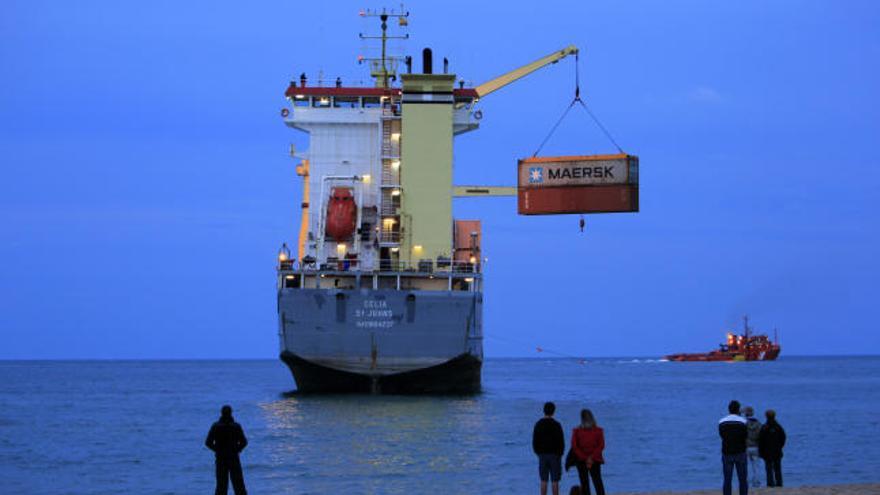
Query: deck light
xmin=391 ymin=189 xmax=401 ymax=196
xmin=391 ymin=132 xmax=401 ymax=141
xmin=337 ymin=244 xmax=347 ymax=256
xmin=391 ymin=160 xmax=400 ymax=168
xmin=361 ymin=174 xmax=371 ymax=184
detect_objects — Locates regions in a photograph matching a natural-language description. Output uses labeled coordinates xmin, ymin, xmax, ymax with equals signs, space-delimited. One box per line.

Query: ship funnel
xmin=443 ymin=57 xmax=449 ymax=74
xmin=422 ymin=48 xmax=433 ymax=74
xmin=405 ymin=56 xmax=412 ymax=74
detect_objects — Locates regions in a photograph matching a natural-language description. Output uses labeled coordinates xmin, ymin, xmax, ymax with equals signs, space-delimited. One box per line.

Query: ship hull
xmin=278 ymin=287 xmax=483 ymax=394
xmin=665 ymin=350 xmax=781 ymax=362
xmin=280 ymin=351 xmax=481 ymax=394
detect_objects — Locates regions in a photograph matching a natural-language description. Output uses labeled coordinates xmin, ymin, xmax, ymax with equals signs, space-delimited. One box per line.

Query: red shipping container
xmin=518 ymin=184 xmax=639 ymax=215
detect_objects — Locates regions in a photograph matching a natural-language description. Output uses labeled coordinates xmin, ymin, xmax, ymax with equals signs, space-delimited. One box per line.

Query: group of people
xmin=204 ymin=400 xmax=786 ymax=495
xmin=532 ymin=402 xmax=605 ymax=495
xmin=719 ymin=400 xmax=787 ymax=495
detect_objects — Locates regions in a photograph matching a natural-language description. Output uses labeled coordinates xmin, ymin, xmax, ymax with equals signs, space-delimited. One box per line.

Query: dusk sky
xmin=1 ymin=1 xmax=878 ymax=359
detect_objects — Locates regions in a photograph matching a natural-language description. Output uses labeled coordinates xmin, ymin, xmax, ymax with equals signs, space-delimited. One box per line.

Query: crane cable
xmin=532 ymin=52 xmax=624 ymax=157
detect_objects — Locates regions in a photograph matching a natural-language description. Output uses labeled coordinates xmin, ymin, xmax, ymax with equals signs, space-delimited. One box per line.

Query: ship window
xmin=293 ymin=97 xmax=310 ymax=107
xmin=362 ymin=97 xmax=381 ymax=108
xmin=334 ymin=97 xmax=359 ymax=108
xmin=283 ymin=274 xmax=301 ymax=288
xmin=312 ymin=97 xmax=331 ymax=108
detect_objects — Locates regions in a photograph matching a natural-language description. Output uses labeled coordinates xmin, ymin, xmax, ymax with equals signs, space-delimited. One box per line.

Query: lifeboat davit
xmin=325 ymin=187 xmax=357 ymax=241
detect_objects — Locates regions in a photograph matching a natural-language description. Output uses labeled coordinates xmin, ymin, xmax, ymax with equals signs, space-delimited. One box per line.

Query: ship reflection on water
xmin=258 ymin=394 xmax=490 ymax=490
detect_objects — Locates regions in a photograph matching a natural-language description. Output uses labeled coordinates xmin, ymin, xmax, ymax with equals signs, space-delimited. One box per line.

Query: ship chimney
xmin=422 ymin=48 xmax=433 ymax=74
xmin=443 ymin=57 xmax=449 ymax=74
xmin=405 ymin=56 xmax=412 ymax=74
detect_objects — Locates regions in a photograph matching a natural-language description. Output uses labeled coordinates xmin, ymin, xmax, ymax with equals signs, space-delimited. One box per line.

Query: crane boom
xmin=474 ymin=45 xmax=578 ymax=99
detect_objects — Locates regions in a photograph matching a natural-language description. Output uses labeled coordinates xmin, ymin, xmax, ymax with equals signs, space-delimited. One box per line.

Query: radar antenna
xmin=359 ymin=7 xmax=409 ymax=88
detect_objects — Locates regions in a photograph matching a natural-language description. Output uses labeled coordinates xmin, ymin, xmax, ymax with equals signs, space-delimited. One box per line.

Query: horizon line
xmin=0 ymin=353 xmax=877 ymax=362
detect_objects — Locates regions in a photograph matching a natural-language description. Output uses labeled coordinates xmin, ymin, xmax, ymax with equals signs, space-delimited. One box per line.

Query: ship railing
xmin=278 ymin=259 xmax=482 ymax=292
xmin=378 ymin=230 xmax=401 ymax=243
xmin=279 ymin=258 xmax=480 ymax=274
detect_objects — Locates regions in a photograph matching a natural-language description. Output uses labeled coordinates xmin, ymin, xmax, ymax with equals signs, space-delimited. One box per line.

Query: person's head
xmin=765 ymin=409 xmax=776 ymax=421
xmin=543 ymin=402 xmax=556 ymax=417
xmin=728 ymin=400 xmax=741 ymax=415
xmin=743 ymin=406 xmax=754 ymax=418
xmin=221 ymin=405 xmax=233 ymax=419
xmin=580 ymin=409 xmax=597 ymax=428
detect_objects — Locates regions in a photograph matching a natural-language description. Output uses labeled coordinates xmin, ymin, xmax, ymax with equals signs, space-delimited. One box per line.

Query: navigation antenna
xmin=359 ymin=7 xmax=409 ymax=88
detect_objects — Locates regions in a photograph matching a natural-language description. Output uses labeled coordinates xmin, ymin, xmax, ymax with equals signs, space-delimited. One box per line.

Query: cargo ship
xmin=275 ymin=9 xmax=638 ymax=393
xmin=665 ymin=317 xmax=781 ymax=362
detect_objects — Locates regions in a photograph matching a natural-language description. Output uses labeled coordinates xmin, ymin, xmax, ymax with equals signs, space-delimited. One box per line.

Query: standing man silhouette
xmin=205 ymin=405 xmax=248 ymax=495
xmin=719 ymin=400 xmax=748 ymax=495
xmin=532 ymin=401 xmax=564 ymax=495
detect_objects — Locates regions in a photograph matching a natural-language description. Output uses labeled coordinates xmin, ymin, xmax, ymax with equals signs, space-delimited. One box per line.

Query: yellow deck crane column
xmin=399 ymin=66 xmax=456 ymax=266
xmin=295 ymin=159 xmax=310 ymax=261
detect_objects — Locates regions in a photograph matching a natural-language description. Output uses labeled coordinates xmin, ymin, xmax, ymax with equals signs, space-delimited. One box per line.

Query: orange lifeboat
xmin=325 ymin=187 xmax=357 ymax=241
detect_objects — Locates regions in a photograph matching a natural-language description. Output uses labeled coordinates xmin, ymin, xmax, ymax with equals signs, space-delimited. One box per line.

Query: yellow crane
xmin=474 ymin=45 xmax=578 ymax=98
xmin=454 ymin=45 xmax=579 ymax=198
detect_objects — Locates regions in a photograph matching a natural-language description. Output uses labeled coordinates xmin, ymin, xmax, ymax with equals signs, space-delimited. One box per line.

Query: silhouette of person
xmin=205 ymin=405 xmax=248 ymax=495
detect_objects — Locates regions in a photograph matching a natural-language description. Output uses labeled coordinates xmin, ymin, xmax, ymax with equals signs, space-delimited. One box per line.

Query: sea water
xmin=1 ymin=357 xmax=878 ymax=494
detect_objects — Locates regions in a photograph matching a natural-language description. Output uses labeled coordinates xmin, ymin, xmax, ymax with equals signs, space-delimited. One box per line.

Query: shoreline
xmin=619 ymin=484 xmax=880 ymax=495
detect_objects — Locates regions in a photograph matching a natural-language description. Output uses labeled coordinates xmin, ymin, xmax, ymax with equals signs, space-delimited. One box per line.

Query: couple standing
xmin=532 ymin=402 xmax=606 ymax=495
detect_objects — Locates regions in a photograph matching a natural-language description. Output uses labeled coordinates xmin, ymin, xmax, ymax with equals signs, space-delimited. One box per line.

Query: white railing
xmin=279 ymin=258 xmax=481 ymax=275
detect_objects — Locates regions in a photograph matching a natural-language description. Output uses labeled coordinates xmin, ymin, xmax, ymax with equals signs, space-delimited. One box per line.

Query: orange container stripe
xmin=519 ymin=153 xmax=630 ymax=164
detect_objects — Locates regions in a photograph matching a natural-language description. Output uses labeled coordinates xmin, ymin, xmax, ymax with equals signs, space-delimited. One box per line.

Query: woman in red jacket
xmin=571 ymin=409 xmax=605 ymax=495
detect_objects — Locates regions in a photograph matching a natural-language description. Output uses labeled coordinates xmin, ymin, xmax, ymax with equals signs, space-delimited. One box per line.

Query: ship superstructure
xmin=275 ymin=10 xmax=635 ymax=393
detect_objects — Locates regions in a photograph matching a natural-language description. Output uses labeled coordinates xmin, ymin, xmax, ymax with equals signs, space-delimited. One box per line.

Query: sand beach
xmin=621 ymin=484 xmax=880 ymax=495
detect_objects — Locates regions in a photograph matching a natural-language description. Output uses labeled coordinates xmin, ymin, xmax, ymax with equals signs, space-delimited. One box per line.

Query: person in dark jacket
xmin=205 ymin=405 xmax=248 ymax=495
xmin=719 ymin=400 xmax=748 ymax=495
xmin=571 ymin=409 xmax=605 ymax=495
xmin=533 ymin=402 xmax=565 ymax=495
xmin=758 ymin=409 xmax=786 ymax=487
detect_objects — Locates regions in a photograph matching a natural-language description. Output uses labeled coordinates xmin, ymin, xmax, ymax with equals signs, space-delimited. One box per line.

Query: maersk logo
xmin=548 ymin=166 xmax=614 ymax=180
xmin=528 ymin=167 xmax=544 ymax=183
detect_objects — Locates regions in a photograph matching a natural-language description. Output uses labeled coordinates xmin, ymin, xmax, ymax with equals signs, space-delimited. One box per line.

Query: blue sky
xmin=1 ymin=1 xmax=878 ymax=358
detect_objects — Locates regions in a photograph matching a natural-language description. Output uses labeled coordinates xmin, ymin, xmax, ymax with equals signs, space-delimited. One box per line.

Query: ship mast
xmin=359 ymin=8 xmax=409 ymax=88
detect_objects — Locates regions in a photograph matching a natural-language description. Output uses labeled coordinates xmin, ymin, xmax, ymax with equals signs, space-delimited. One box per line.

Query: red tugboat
xmin=665 ymin=316 xmax=781 ymax=362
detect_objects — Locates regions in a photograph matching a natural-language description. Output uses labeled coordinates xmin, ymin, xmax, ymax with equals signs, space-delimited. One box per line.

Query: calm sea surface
xmin=1 ymin=357 xmax=878 ymax=494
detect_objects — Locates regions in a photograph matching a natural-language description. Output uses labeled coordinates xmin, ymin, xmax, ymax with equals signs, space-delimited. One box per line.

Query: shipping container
xmin=518 ymin=154 xmax=638 ymax=188
xmin=518 ymin=184 xmax=639 ymax=215
xmin=453 ymin=220 xmax=482 ymax=263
